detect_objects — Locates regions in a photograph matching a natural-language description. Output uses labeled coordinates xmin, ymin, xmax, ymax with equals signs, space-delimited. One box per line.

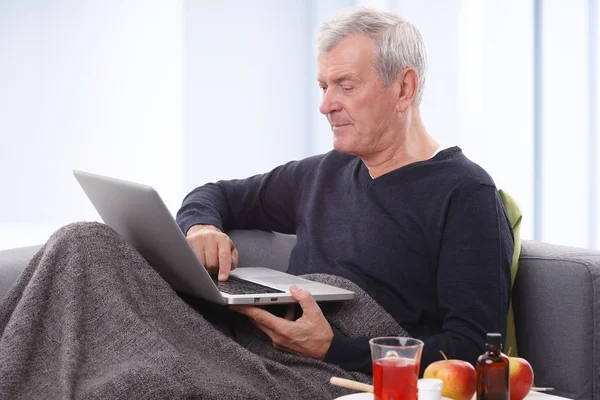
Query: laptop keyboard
xmin=211 ymin=275 xmax=286 ymax=295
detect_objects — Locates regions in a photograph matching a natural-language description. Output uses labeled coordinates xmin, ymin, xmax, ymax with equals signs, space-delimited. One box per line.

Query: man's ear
xmin=396 ymin=68 xmax=418 ymax=112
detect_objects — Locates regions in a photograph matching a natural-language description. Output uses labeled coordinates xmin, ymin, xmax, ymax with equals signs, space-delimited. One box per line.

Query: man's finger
xmin=204 ymin=248 xmax=218 ymax=269
xmin=233 ymin=305 xmax=291 ymax=332
xmin=250 ymin=321 xmax=292 ymax=353
xmin=231 ymin=245 xmax=239 ymax=269
xmin=251 ymin=319 xmax=273 ymax=334
xmin=186 ymin=238 xmax=205 ymax=264
xmin=290 ymin=285 xmax=321 ymax=317
xmin=192 ymin=244 xmax=206 ymax=265
xmin=217 ymin=238 xmax=232 ymax=281
xmin=284 ymin=304 xmax=295 ymax=321
xmin=248 ymin=318 xmax=278 ymax=343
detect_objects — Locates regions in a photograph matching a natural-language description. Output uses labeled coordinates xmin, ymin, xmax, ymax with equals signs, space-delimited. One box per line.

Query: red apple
xmin=423 ymin=355 xmax=477 ymax=400
xmin=509 ymin=357 xmax=534 ymax=400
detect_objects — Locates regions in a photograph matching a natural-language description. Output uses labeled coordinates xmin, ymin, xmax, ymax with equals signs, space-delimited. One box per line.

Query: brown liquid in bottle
xmin=477 ymin=333 xmax=509 ymax=400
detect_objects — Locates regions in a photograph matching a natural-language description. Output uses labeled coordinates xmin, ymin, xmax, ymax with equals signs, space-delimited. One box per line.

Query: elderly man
xmin=0 ymin=6 xmax=512 ymax=399
xmin=177 ymin=6 xmax=512 ymax=375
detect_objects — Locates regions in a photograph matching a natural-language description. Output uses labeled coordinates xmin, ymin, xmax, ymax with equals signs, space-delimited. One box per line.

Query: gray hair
xmin=316 ymin=6 xmax=427 ymax=106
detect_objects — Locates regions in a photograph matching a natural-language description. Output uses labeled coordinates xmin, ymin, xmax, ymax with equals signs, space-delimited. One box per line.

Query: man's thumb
xmin=290 ymin=285 xmax=318 ymax=313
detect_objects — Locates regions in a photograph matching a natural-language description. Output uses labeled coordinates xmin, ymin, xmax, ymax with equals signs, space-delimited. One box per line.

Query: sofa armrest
xmin=514 ymin=239 xmax=600 ymax=400
xmin=0 ymin=245 xmax=42 ymax=300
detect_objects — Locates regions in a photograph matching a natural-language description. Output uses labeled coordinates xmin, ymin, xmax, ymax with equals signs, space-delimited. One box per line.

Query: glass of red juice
xmin=369 ymin=337 xmax=424 ymax=400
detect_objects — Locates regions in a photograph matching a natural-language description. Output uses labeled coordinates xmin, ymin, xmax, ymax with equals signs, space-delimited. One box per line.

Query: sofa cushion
xmin=499 ymin=189 xmax=523 ymax=356
xmin=228 ymin=230 xmax=295 ymax=272
xmin=514 ymin=240 xmax=600 ymax=399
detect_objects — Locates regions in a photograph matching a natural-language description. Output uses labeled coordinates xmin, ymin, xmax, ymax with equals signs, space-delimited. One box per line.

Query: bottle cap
xmin=417 ymin=378 xmax=443 ymax=391
xmin=418 ymin=378 xmax=444 ymax=400
xmin=486 ymin=333 xmax=502 ymax=350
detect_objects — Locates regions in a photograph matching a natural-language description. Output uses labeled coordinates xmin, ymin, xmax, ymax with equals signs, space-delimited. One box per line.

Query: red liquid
xmin=373 ymin=357 xmax=419 ymax=400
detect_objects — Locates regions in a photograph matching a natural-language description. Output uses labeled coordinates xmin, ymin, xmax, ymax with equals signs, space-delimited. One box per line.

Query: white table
xmin=519 ymin=392 xmax=572 ymax=400
xmin=467 ymin=390 xmax=571 ymax=400
xmin=469 ymin=390 xmax=572 ymax=400
xmin=336 ymin=391 xmax=573 ymax=400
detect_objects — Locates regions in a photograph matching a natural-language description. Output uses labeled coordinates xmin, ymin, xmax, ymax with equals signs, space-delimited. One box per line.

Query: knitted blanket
xmin=0 ymin=222 xmax=408 ymax=400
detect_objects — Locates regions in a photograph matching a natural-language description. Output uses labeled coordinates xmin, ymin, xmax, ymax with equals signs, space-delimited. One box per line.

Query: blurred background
xmin=0 ymin=0 xmax=598 ymax=250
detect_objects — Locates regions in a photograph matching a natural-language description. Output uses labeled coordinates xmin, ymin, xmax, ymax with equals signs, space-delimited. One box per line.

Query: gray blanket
xmin=0 ymin=222 xmax=408 ymax=400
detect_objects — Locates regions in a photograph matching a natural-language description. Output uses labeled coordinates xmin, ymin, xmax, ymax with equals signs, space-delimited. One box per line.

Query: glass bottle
xmin=476 ymin=333 xmax=509 ymax=400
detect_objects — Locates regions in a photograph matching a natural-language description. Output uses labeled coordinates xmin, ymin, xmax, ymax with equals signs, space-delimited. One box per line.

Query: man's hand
xmin=186 ymin=224 xmax=239 ymax=281
xmin=232 ymin=285 xmax=334 ymax=360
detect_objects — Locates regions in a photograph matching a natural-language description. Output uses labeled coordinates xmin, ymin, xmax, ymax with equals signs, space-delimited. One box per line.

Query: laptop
xmin=73 ymin=170 xmax=355 ymax=306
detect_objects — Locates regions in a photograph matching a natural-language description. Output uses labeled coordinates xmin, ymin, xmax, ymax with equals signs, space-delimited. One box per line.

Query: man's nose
xmin=319 ymin=89 xmax=342 ymax=115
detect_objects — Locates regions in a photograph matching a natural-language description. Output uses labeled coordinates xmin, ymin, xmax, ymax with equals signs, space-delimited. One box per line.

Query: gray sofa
xmin=0 ymin=230 xmax=599 ymax=400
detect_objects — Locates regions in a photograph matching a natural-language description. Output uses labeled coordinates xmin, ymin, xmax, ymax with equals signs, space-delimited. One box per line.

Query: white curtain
xmin=0 ymin=0 xmax=183 ymax=249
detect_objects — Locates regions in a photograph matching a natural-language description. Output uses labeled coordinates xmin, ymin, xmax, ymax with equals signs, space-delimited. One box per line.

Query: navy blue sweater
xmin=176 ymin=147 xmax=513 ymax=375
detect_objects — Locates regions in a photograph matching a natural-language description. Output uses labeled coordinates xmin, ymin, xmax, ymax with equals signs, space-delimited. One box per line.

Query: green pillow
xmin=498 ymin=189 xmax=522 ymax=357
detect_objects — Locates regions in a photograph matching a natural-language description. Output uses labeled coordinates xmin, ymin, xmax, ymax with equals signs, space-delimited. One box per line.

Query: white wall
xmin=0 ymin=0 xmax=183 ymax=249
xmin=1 ymin=0 xmax=599 ymax=250
xmin=595 ymin=0 xmax=600 ymax=249
xmin=457 ymin=0 xmax=535 ymax=240
xmin=540 ymin=0 xmax=592 ymax=247
xmin=182 ymin=0 xmax=310 ymax=192
xmin=395 ymin=0 xmax=462 ymax=151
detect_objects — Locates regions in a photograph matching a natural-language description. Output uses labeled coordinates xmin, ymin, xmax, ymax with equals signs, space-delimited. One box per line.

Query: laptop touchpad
xmin=260 ymin=276 xmax=310 ymax=285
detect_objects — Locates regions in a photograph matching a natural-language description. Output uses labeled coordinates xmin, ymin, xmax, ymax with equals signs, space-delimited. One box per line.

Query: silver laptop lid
xmin=73 ymin=169 xmax=226 ymax=305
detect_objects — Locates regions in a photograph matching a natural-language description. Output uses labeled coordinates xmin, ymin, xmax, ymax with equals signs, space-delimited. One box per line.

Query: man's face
xmin=317 ymin=35 xmax=400 ymax=157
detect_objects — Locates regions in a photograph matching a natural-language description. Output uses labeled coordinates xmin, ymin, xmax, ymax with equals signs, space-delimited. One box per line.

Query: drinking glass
xmin=369 ymin=337 xmax=424 ymax=400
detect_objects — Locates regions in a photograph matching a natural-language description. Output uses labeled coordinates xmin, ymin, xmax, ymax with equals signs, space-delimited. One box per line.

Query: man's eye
xmin=320 ymin=86 xmax=327 ymax=92
xmin=342 ymin=86 xmax=354 ymax=92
